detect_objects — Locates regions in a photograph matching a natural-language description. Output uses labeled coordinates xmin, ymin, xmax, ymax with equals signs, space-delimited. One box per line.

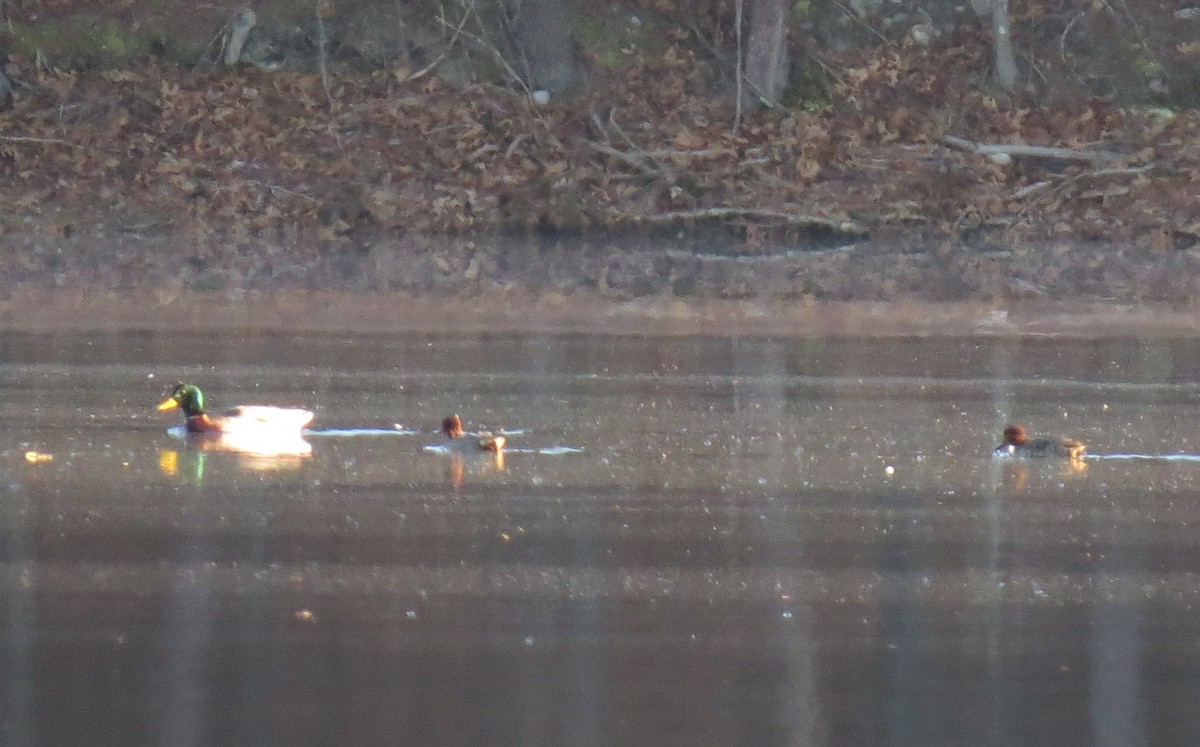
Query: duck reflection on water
xmin=995 ymin=424 xmax=1086 ymax=460
xmin=1000 ymin=457 xmax=1088 ymax=494
xmin=158 ymin=446 xmax=309 ymax=484
xmin=445 ymin=449 xmax=506 ymax=489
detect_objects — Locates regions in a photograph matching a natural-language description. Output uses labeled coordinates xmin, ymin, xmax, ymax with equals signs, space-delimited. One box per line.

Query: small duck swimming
xmin=442 ymin=414 xmax=505 ymax=452
xmin=995 ymin=424 xmax=1085 ymax=460
xmin=157 ymin=383 xmax=315 ymax=436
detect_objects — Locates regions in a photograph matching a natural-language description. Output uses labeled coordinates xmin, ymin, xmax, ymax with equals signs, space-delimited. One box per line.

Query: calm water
xmin=4 ymin=331 xmax=1200 ymax=746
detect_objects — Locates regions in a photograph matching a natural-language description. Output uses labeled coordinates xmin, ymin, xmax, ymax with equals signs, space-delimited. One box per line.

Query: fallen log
xmin=613 ymin=206 xmax=866 ymax=234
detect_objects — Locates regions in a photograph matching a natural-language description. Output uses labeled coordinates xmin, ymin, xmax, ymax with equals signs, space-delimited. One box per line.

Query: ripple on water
xmin=1090 ymin=453 xmax=1200 ymax=462
xmin=307 ymin=427 xmax=418 ymax=437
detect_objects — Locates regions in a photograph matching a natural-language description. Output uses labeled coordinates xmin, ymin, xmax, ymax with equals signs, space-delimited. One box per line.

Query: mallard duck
xmin=995 ymin=423 xmax=1085 ymax=459
xmin=441 ymin=414 xmax=505 ymax=452
xmin=157 ymin=383 xmax=314 ymax=436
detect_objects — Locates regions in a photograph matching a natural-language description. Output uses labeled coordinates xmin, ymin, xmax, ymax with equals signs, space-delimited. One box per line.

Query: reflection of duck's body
xmin=995 ymin=424 xmax=1085 ymax=459
xmin=441 ymin=414 xmax=505 ymax=452
xmin=157 ymin=383 xmax=315 ymax=438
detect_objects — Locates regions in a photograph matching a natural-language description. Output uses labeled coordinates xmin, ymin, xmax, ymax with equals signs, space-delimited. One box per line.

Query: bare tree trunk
xmin=0 ymin=69 xmax=12 ymax=111
xmin=223 ymin=8 xmax=257 ymax=67
xmin=990 ymin=0 xmax=1019 ymax=91
xmin=742 ymin=0 xmax=790 ymax=108
xmin=510 ymin=0 xmax=578 ymax=94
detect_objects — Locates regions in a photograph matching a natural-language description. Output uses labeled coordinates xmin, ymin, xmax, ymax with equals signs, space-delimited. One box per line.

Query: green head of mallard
xmin=157 ymin=383 xmax=206 ymax=417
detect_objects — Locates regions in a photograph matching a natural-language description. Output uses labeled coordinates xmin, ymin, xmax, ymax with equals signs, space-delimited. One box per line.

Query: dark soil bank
xmin=3 ymin=1 xmax=1200 ymax=332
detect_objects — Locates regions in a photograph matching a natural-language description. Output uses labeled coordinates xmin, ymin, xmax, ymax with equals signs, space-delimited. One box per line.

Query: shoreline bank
xmin=4 ymin=288 xmax=1198 ymax=338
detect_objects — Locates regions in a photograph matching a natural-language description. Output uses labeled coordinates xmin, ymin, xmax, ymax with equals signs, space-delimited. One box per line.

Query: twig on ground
xmin=1076 ymin=165 xmax=1155 ymax=179
xmin=118 ymin=220 xmax=175 ymax=233
xmin=583 ymin=110 xmax=676 ymax=182
xmin=606 ymin=113 xmax=680 ymax=182
xmin=468 ymin=143 xmax=499 ymax=160
xmin=940 ymin=134 xmax=1126 ymax=162
xmin=246 ymin=179 xmax=319 ymax=202
xmin=639 ymin=147 xmax=740 ymax=160
xmin=0 ymin=134 xmax=83 ymax=148
xmin=581 ymin=139 xmax=660 ymax=178
xmin=587 ymin=111 xmax=611 ymax=146
xmin=504 ymin=134 xmax=527 ymax=159
xmin=1012 ymin=181 xmax=1052 ymax=199
xmin=1012 ymin=164 xmax=1155 ymax=199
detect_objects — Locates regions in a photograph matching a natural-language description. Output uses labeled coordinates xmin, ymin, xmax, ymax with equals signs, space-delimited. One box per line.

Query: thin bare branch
xmin=639 ymin=147 xmax=739 ymax=160
xmin=316 ymin=1 xmax=334 ymax=111
xmin=398 ymin=2 xmax=470 ymax=83
xmin=734 ymin=0 xmax=744 ymax=133
xmin=245 ymin=179 xmax=319 ymax=202
xmin=940 ymin=135 xmax=1126 ymax=162
xmin=1012 ymin=164 xmax=1155 ymax=200
xmin=0 ymin=134 xmax=83 ymax=148
xmin=581 ymin=139 xmax=660 ymax=178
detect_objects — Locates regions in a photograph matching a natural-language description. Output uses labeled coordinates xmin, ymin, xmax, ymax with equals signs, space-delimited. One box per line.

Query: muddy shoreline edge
xmin=3 ymin=287 xmax=1199 ymax=338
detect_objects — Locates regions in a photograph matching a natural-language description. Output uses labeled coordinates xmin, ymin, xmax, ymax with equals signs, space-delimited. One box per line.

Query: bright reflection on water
xmin=3 ymin=331 xmax=1200 ymax=745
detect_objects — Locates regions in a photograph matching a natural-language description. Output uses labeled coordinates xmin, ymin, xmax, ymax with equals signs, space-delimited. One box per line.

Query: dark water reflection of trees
xmin=3 ymin=331 xmax=1200 ymax=745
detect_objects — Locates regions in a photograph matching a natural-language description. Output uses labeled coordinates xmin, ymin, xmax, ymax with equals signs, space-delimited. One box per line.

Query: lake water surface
xmin=3 ymin=331 xmax=1200 ymax=746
